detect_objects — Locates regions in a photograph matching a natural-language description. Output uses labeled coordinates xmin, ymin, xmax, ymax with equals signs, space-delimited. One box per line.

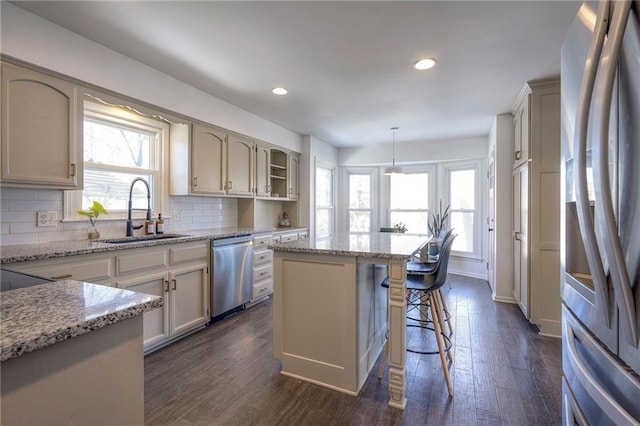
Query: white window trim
xmin=382 ymin=164 xmax=436 ymax=234
xmin=64 ymin=99 xmax=169 ymax=222
xmin=439 ymin=159 xmax=484 ymax=260
xmin=315 ymin=161 xmax=336 ymax=240
xmin=341 ymin=167 xmax=378 ymax=234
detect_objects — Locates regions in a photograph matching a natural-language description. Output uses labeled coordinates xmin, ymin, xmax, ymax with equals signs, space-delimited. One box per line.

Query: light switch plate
xmin=37 ymin=211 xmax=57 ymax=227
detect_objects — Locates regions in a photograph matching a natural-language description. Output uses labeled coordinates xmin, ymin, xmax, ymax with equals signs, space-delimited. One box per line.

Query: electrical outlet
xmin=171 ymin=210 xmax=182 ymax=221
xmin=37 ymin=211 xmax=57 ymax=227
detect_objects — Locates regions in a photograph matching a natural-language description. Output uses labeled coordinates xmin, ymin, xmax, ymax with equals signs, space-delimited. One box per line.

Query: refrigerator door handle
xmin=592 ymin=0 xmax=637 ymax=345
xmin=564 ymin=319 xmax=638 ymax=425
xmin=573 ymin=0 xmax=611 ymax=325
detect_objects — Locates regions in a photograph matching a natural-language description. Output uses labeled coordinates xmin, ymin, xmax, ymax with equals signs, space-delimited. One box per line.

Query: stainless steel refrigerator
xmin=561 ymin=0 xmax=640 ymax=424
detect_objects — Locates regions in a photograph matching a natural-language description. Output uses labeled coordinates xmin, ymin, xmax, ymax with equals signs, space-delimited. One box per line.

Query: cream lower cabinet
xmin=252 ymin=232 xmax=273 ymax=301
xmin=6 ymin=241 xmax=210 ymax=353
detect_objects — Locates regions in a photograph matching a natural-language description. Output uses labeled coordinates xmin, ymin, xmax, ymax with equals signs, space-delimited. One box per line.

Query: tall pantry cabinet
xmin=512 ymin=77 xmax=561 ymax=337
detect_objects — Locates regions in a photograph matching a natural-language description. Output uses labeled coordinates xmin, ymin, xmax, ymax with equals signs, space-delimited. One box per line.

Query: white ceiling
xmin=12 ymin=1 xmax=581 ymax=148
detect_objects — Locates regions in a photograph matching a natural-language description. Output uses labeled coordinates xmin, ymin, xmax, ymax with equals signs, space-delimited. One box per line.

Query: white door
xmin=513 ymin=164 xmax=529 ymax=317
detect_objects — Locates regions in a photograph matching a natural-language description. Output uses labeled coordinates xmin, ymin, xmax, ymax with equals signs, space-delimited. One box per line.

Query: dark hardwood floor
xmin=144 ymin=275 xmax=562 ymax=425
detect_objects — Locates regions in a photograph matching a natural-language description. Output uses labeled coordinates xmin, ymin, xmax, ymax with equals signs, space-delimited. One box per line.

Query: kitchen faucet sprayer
xmin=126 ymin=177 xmax=152 ymax=237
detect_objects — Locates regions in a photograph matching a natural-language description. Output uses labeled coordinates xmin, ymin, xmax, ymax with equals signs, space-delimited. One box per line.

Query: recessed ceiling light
xmin=414 ymin=58 xmax=437 ymax=70
xmin=272 ymin=87 xmax=288 ymax=95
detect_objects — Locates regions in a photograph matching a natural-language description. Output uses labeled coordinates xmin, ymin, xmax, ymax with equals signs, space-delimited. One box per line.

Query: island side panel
xmin=1 ymin=316 xmax=144 ymax=426
xmin=387 ymin=259 xmax=407 ymax=409
xmin=273 ymin=252 xmax=358 ymax=394
xmin=356 ymin=262 xmax=389 ymax=391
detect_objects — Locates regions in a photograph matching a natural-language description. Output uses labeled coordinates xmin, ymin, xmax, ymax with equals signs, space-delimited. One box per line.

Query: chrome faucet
xmin=126 ymin=177 xmax=152 ymax=237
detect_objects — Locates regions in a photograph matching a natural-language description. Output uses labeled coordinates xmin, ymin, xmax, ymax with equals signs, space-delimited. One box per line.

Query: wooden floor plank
xmin=145 ymin=274 xmax=562 ymax=425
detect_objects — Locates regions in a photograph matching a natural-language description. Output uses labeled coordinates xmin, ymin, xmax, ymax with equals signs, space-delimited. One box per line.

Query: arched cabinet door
xmin=191 ymin=123 xmax=226 ymax=195
xmin=1 ymin=62 xmax=83 ymax=188
xmin=226 ymin=133 xmax=254 ymax=197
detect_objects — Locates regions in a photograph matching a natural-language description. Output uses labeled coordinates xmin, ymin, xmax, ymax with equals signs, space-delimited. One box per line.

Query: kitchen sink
xmin=98 ymin=234 xmax=191 ymax=244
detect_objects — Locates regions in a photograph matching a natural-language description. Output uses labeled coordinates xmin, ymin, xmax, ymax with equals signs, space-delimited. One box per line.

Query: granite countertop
xmin=0 ymin=280 xmax=162 ymax=361
xmin=270 ymin=232 xmax=430 ymax=260
xmin=0 ymin=226 xmax=274 ymax=264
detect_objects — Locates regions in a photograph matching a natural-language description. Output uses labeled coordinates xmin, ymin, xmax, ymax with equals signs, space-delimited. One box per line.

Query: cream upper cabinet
xmin=226 ymin=133 xmax=254 ymax=197
xmin=288 ymin=153 xmax=299 ymax=200
xmin=172 ymin=123 xmax=254 ymax=197
xmin=191 ymin=123 xmax=226 ymax=195
xmin=255 ymin=142 xmax=271 ymax=197
xmin=1 ymin=62 xmax=83 ymax=188
xmin=512 ymin=89 xmax=531 ymax=169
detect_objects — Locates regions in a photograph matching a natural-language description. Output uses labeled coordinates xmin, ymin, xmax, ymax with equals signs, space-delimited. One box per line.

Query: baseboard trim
xmin=448 ymin=268 xmax=487 ymax=280
xmin=492 ymin=294 xmax=517 ymax=304
xmin=537 ymin=319 xmax=561 ymax=338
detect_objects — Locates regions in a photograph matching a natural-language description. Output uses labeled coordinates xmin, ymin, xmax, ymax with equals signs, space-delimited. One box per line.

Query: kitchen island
xmin=0 ymin=278 xmax=162 ymax=425
xmin=270 ymin=232 xmax=429 ymax=409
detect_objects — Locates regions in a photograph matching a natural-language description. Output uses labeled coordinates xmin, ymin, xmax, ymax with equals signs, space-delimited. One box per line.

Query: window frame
xmin=64 ymin=98 xmax=168 ymax=222
xmin=383 ymin=164 xmax=436 ymax=234
xmin=342 ymin=167 xmax=378 ymax=234
xmin=315 ymin=162 xmax=335 ymax=240
xmin=441 ymin=160 xmax=483 ymax=259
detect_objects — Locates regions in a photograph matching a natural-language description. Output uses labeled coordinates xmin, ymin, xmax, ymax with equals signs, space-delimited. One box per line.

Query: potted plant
xmin=427 ymin=201 xmax=450 ymax=257
xmin=78 ymin=201 xmax=108 ymax=240
xmin=393 ymin=222 xmax=408 ymax=233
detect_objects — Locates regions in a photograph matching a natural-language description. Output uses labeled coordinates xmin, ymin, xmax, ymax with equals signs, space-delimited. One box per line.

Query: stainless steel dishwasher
xmin=211 ymin=235 xmax=253 ymax=318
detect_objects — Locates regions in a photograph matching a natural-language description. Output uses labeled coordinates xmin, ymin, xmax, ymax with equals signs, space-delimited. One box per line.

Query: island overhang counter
xmin=270 ymin=232 xmax=429 ymax=410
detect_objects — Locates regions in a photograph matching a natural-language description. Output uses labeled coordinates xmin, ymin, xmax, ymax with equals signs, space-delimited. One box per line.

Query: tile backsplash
xmin=0 ymin=188 xmax=238 ymax=246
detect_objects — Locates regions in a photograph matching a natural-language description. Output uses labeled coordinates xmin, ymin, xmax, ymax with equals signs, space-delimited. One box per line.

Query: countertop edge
xmin=0 ymin=289 xmax=163 ymax=362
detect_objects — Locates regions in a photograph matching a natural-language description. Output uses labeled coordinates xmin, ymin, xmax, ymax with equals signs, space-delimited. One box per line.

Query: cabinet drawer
xmin=253 ymin=264 xmax=272 ymax=282
xmin=280 ymin=233 xmax=298 ymax=243
xmin=253 ymin=280 xmax=272 ymax=299
xmin=254 ymin=234 xmax=273 ymax=249
xmin=23 ymin=258 xmax=112 ymax=282
xmin=117 ymin=250 xmax=167 ymax=275
xmin=170 ymin=243 xmax=208 ymax=265
xmin=253 ymin=250 xmax=273 ymax=265
xmin=298 ymin=231 xmax=308 ymax=240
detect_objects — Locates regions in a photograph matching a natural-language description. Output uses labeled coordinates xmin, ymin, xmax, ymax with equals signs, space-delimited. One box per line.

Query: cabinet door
xmin=226 ymin=133 xmax=254 ymax=197
xmin=192 ymin=123 xmax=226 ymax=195
xmin=255 ymin=143 xmax=271 ymax=197
xmin=513 ymin=96 xmax=530 ymax=169
xmin=170 ymin=264 xmax=209 ymax=336
xmin=288 ymin=153 xmax=299 ymax=200
xmin=1 ymin=62 xmax=82 ymax=188
xmin=118 ymin=272 xmax=171 ymax=350
xmin=513 ymin=165 xmax=529 ymax=317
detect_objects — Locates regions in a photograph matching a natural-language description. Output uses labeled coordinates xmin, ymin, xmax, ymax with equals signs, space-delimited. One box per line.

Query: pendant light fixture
xmin=384 ymin=127 xmax=403 ymax=175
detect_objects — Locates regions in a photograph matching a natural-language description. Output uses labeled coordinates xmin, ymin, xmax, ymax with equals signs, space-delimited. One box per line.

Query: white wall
xmin=488 ymin=113 xmax=515 ymax=302
xmin=339 ymin=136 xmax=488 ymax=166
xmin=0 ymin=3 xmax=302 ymax=153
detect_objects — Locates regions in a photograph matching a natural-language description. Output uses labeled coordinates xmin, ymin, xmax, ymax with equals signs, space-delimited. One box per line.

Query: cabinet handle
xmin=172 ymin=279 xmax=177 ymax=290
xmin=51 ymin=273 xmax=72 ymax=280
xmin=69 ymin=163 xmax=76 ymax=177
xmin=267 ymin=185 xmax=271 ymax=192
xmin=514 ymin=151 xmax=522 ymax=161
xmin=289 ymin=188 xmax=292 ymax=195
xmin=259 ymin=255 xmax=266 ymax=259
xmin=514 ymin=231 xmax=521 ymax=241
xmin=228 ymin=181 xmax=232 ymax=190
xmin=164 ymin=280 xmax=170 ymax=293
xmin=194 ymin=177 xmax=198 ymax=187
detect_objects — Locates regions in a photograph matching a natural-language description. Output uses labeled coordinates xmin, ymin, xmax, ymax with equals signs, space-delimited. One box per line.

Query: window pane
xmin=349 ymin=211 xmax=371 ymax=232
xmin=84 ymin=119 xmax=152 ymax=169
xmin=451 ymin=211 xmax=474 ymax=252
xmin=316 ymin=208 xmax=331 ymax=238
xmin=82 ymin=169 xmax=153 ymax=211
xmin=349 ymin=175 xmax=370 ymax=208
xmin=390 ymin=173 xmax=429 ymax=209
xmin=390 ymin=212 xmax=429 ymax=234
xmin=316 ymin=167 xmax=332 ymax=207
xmin=450 ymin=169 xmax=475 ymax=209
